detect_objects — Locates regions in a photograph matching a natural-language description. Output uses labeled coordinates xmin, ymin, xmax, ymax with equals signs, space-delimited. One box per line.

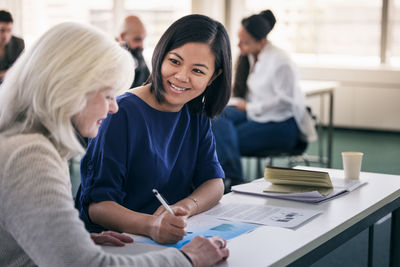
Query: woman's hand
xmin=181 ymin=236 xmax=229 ymax=267
xmin=150 ymin=206 xmax=188 ymax=244
xmin=90 ymin=230 xmax=133 ymax=246
xmin=235 ymin=98 xmax=247 ymax=111
xmin=153 ymin=201 xmax=193 ymax=217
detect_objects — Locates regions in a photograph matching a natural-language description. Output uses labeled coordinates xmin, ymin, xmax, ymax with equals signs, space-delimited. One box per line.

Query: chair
xmin=241 ymin=138 xmax=309 ymax=178
xmin=241 ymin=107 xmax=322 ymax=178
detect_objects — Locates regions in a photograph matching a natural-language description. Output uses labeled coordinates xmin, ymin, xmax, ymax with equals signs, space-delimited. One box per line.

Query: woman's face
xmin=72 ymin=87 xmax=118 ymax=138
xmin=160 ymin=42 xmax=217 ymax=112
xmin=237 ymin=25 xmax=264 ymax=56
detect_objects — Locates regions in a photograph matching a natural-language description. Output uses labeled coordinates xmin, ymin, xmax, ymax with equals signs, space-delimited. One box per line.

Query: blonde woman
xmin=0 ymin=22 xmax=228 ymax=267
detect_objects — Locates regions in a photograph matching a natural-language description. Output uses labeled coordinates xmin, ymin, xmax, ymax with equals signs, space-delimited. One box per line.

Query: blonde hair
xmin=0 ymin=22 xmax=135 ymax=157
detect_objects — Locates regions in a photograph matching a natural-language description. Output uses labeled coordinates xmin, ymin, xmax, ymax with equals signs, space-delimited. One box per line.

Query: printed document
xmin=204 ymin=203 xmax=321 ymax=229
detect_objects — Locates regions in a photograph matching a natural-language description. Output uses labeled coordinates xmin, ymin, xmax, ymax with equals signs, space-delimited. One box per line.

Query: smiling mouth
xmin=169 ymin=81 xmax=189 ymax=92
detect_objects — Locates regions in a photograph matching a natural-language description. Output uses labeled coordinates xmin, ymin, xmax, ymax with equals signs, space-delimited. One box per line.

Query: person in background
xmin=0 ymin=21 xmax=228 ymax=267
xmin=75 ymin=14 xmax=232 ymax=245
xmin=120 ymin=15 xmax=150 ymax=88
xmin=212 ymin=10 xmax=316 ymax=186
xmin=0 ymin=10 xmax=24 ymax=82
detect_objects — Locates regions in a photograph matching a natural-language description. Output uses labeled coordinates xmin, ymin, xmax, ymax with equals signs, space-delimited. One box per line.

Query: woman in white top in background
xmin=212 ymin=10 xmax=316 ymax=185
xmin=0 ymin=22 xmax=228 ymax=267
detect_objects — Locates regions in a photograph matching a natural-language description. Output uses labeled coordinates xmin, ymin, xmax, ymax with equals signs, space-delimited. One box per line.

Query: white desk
xmin=301 ymin=81 xmax=339 ymax=168
xmin=103 ymin=167 xmax=400 ymax=267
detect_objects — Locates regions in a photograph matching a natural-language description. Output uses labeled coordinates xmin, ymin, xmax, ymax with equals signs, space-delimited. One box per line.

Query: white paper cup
xmin=342 ymin=152 xmax=364 ymax=179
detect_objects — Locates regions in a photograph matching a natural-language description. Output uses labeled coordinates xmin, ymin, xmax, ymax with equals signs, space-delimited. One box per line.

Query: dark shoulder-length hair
xmin=232 ymin=55 xmax=250 ymax=98
xmin=145 ymin=14 xmax=232 ymax=118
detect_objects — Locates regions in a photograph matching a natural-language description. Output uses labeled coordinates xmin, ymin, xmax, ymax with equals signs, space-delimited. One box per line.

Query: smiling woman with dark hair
xmin=75 ymin=14 xmax=232 ymax=246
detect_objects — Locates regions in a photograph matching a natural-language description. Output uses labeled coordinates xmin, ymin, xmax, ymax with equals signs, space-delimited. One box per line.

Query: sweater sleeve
xmin=0 ymin=137 xmax=191 ymax=267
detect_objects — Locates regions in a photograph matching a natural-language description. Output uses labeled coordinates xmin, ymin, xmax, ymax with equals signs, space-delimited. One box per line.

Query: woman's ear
xmin=207 ymin=69 xmax=222 ymax=86
xmin=258 ymin=39 xmax=267 ymax=50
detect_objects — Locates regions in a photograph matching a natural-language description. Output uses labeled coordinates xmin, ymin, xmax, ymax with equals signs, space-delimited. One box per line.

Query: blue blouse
xmin=75 ymin=92 xmax=224 ymax=232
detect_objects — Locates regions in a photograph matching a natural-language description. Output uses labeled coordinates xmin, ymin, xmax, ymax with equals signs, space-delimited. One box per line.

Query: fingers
xmin=157 ymin=216 xmax=187 ymax=243
xmin=150 ymin=213 xmax=187 ymax=244
xmin=211 ymin=236 xmax=226 ymax=249
xmin=168 ymin=214 xmax=187 ymax=229
xmin=181 ymin=236 xmax=229 ymax=266
xmin=103 ymin=231 xmax=134 ymax=243
xmin=171 ymin=206 xmax=189 ymax=217
xmin=153 ymin=205 xmax=165 ymax=216
xmin=212 ymin=236 xmax=229 ymax=260
xmin=99 ymin=235 xmax=125 ymax=246
xmin=154 ymin=205 xmax=190 ymax=218
xmin=91 ymin=233 xmax=124 ymax=246
xmin=90 ymin=231 xmax=134 ymax=247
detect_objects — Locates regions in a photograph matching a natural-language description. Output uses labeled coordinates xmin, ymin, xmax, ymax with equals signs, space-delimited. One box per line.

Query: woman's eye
xmin=106 ymin=96 xmax=114 ymax=101
xmin=193 ymin=68 xmax=205 ymax=75
xmin=169 ymin=58 xmax=179 ymax=65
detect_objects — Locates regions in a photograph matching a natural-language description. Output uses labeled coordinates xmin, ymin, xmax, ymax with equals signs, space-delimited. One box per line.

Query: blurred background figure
xmin=212 ymin=10 xmax=316 ymax=187
xmin=0 ymin=10 xmax=24 ymax=82
xmin=119 ymin=15 xmax=150 ymax=88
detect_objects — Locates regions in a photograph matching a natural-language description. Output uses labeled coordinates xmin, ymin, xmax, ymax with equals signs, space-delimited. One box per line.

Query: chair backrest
xmin=242 ymin=137 xmax=308 ymax=158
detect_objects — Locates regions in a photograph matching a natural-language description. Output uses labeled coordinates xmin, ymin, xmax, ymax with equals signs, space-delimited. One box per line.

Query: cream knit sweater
xmin=0 ymin=133 xmax=191 ymax=267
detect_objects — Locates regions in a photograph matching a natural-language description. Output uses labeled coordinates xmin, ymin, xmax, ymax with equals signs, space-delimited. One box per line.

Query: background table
xmin=301 ymin=81 xmax=339 ymax=168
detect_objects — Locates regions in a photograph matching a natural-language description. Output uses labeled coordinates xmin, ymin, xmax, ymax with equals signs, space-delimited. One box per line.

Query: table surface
xmin=300 ymin=80 xmax=339 ymax=96
xmin=102 ymin=167 xmax=400 ymax=267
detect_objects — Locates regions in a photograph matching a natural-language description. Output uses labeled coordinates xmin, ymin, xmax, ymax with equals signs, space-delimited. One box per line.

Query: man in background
xmin=0 ymin=10 xmax=24 ymax=82
xmin=119 ymin=15 xmax=149 ymax=88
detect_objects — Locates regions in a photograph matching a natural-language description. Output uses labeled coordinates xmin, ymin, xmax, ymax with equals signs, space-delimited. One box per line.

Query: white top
xmin=0 ymin=133 xmax=190 ymax=267
xmin=246 ymin=42 xmax=317 ymax=142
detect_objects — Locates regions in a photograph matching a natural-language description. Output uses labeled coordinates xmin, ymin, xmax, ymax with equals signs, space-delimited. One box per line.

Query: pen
xmin=152 ymin=189 xmax=175 ymax=215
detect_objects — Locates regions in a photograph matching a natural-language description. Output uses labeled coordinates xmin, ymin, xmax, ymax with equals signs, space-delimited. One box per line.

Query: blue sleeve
xmin=193 ymin=116 xmax=225 ymax=187
xmin=81 ymin=105 xmax=131 ymax=206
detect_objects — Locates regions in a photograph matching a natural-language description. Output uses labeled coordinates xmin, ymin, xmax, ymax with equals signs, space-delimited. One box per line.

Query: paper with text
xmin=204 ymin=203 xmax=322 ymax=229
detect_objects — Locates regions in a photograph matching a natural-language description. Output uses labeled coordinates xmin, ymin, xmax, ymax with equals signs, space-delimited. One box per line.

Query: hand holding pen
xmin=150 ymin=189 xmax=188 ymax=244
xmin=153 ymin=189 xmax=175 ymax=215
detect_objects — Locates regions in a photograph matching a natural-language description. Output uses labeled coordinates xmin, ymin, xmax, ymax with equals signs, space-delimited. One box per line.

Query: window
xmin=245 ymin=0 xmax=383 ymax=67
xmin=124 ymin=0 xmax=190 ymax=49
xmin=390 ymin=0 xmax=400 ymax=66
xmin=124 ymin=0 xmax=191 ymax=62
xmin=18 ymin=0 xmax=114 ymax=47
xmin=15 ymin=0 xmax=190 ymax=54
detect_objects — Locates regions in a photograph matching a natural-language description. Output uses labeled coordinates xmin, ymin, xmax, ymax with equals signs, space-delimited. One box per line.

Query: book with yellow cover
xmin=264 ymin=166 xmax=333 ymax=196
xmin=231 ymin=166 xmax=367 ymax=203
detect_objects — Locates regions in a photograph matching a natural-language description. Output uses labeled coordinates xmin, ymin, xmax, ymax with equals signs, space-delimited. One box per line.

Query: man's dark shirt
xmin=0 ymin=36 xmax=24 ymax=72
xmin=127 ymin=47 xmax=150 ymax=88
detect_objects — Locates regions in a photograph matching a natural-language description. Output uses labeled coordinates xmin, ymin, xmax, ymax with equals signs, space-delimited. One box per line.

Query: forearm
xmin=89 ymin=201 xmax=153 ymax=236
xmin=175 ymin=178 xmax=224 ymax=217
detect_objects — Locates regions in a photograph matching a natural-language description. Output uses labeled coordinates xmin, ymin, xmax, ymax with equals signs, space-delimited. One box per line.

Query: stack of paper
xmin=232 ymin=177 xmax=366 ymax=204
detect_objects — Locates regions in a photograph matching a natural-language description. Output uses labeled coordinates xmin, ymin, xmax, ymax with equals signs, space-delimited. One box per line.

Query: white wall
xmin=300 ymin=67 xmax=400 ymax=131
xmin=0 ymin=0 xmax=23 ymax=36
